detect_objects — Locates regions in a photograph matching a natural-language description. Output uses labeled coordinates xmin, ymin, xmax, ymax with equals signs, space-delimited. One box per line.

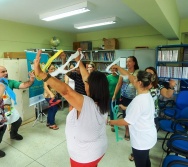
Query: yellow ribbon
xmin=36 ymin=50 xmax=63 ymax=81
xmin=42 ymin=50 xmax=63 ymax=72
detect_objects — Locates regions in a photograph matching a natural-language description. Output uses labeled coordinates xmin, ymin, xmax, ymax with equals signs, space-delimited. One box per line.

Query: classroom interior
xmin=0 ymin=0 xmax=188 ymax=167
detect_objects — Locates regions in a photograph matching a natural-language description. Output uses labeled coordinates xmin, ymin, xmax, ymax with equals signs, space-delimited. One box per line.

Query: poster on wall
xmin=26 ymin=51 xmax=48 ymax=106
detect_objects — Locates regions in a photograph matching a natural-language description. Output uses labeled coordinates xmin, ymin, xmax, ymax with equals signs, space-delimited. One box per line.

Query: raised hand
xmin=34 ymin=50 xmax=43 ymax=78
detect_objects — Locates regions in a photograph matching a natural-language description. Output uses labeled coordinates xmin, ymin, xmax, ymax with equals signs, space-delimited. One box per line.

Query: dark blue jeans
xmin=45 ymin=98 xmax=59 ymax=125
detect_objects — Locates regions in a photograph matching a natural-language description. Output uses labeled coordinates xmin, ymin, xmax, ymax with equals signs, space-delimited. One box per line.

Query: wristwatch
xmin=43 ymin=73 xmax=51 ymax=82
xmin=169 ymin=87 xmax=175 ymax=90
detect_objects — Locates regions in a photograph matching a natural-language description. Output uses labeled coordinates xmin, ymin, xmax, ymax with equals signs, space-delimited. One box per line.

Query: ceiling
xmin=0 ymin=0 xmax=188 ymax=34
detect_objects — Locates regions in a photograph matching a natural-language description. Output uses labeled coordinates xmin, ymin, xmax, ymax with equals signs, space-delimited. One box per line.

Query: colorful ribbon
xmin=0 ymin=78 xmax=17 ymax=105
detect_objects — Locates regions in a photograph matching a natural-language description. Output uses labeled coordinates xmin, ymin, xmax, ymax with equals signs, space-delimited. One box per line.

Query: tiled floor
xmin=0 ymin=107 xmax=166 ymax=167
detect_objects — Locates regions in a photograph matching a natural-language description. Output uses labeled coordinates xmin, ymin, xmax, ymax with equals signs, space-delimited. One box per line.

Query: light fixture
xmin=74 ymin=17 xmax=117 ymax=29
xmin=39 ymin=1 xmax=93 ymax=21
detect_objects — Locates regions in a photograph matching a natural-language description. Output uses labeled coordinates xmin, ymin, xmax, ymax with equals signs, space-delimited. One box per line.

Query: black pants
xmin=10 ymin=117 xmax=22 ymax=138
xmin=0 ymin=125 xmax=7 ymax=143
xmin=132 ymin=147 xmax=151 ymax=167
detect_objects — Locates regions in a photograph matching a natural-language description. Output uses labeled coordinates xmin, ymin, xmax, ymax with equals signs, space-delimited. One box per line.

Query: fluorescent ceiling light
xmin=74 ymin=17 xmax=117 ymax=29
xmin=40 ymin=1 xmax=93 ymax=21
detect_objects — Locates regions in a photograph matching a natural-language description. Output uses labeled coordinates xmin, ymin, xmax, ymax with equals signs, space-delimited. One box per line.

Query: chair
xmin=166 ymin=133 xmax=188 ymax=157
xmin=162 ymin=155 xmax=188 ymax=167
xmin=162 ymin=91 xmax=188 ymax=119
xmin=158 ymin=107 xmax=188 ymax=152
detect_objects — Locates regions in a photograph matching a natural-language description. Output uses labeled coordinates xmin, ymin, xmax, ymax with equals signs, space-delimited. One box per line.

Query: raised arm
xmin=19 ymin=72 xmax=35 ymax=89
xmin=75 ymin=48 xmax=89 ymax=82
xmin=34 ymin=50 xmax=83 ymax=112
xmin=160 ymin=80 xmax=176 ymax=98
xmin=112 ymin=64 xmax=134 ymax=84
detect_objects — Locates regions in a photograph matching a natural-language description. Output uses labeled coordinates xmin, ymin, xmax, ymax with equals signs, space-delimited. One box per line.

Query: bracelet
xmin=169 ymin=87 xmax=175 ymax=90
xmin=43 ymin=73 xmax=51 ymax=82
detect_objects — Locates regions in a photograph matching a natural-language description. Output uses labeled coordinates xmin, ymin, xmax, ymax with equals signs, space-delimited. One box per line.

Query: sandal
xmin=128 ymin=153 xmax=134 ymax=161
xmin=46 ymin=123 xmax=50 ymax=127
xmin=124 ymin=135 xmax=130 ymax=141
xmin=49 ymin=125 xmax=59 ymax=130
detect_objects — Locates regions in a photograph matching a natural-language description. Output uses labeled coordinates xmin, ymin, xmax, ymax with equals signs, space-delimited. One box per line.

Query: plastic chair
xmin=162 ymin=155 xmax=188 ymax=167
xmin=158 ymin=107 xmax=188 ymax=152
xmin=162 ymin=91 xmax=188 ymax=119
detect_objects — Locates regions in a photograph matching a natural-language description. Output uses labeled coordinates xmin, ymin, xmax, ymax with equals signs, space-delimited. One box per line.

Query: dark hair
xmin=128 ymin=56 xmax=139 ymax=70
xmin=137 ymin=71 xmax=155 ymax=88
xmin=46 ymin=63 xmax=55 ymax=72
xmin=88 ymin=71 xmax=109 ymax=114
xmin=145 ymin=67 xmax=158 ymax=88
xmin=69 ymin=62 xmax=76 ymax=69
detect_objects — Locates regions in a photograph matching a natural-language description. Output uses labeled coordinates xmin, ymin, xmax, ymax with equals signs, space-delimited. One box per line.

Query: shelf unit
xmin=156 ymin=44 xmax=188 ymax=91
xmin=53 ymin=50 xmax=115 ymax=73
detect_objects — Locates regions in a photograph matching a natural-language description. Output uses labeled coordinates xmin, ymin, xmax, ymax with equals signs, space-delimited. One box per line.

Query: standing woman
xmin=107 ymin=66 xmax=121 ymax=132
xmin=44 ymin=64 xmax=60 ymax=130
xmin=112 ymin=56 xmax=139 ymax=140
xmin=34 ymin=49 xmax=109 ymax=167
xmin=87 ymin=62 xmax=95 ymax=74
xmin=109 ymin=71 xmax=157 ymax=167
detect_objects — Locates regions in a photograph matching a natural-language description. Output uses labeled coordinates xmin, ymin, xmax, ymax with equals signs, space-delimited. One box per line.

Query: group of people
xmin=1 ymin=48 xmax=176 ymax=167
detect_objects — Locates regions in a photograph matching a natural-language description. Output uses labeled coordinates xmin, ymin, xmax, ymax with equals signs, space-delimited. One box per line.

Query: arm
xmin=160 ymin=80 xmax=176 ymax=98
xmin=109 ymin=118 xmax=129 ymax=126
xmin=34 ymin=50 xmax=83 ymax=112
xmin=75 ymin=48 xmax=89 ymax=82
xmin=112 ymin=76 xmax=123 ymax=100
xmin=19 ymin=72 xmax=35 ymax=89
xmin=64 ymin=75 xmax=69 ymax=84
xmin=43 ymin=82 xmax=55 ymax=99
xmin=112 ymin=64 xmax=135 ymax=83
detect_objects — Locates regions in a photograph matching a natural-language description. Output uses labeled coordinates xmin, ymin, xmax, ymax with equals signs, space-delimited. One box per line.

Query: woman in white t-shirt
xmin=109 ymin=70 xmax=157 ymax=167
xmin=34 ymin=49 xmax=109 ymax=167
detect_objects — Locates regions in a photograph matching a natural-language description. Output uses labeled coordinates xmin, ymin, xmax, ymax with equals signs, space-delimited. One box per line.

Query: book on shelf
xmin=182 ymin=67 xmax=188 ymax=79
xmin=157 ymin=66 xmax=183 ymax=78
xmin=158 ymin=49 xmax=178 ymax=62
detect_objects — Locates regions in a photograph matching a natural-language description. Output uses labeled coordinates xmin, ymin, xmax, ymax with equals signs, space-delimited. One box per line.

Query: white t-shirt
xmin=3 ymin=92 xmax=20 ymax=124
xmin=124 ymin=92 xmax=157 ymax=150
xmin=65 ymin=95 xmax=108 ymax=163
xmin=68 ymin=78 xmax=75 ymax=90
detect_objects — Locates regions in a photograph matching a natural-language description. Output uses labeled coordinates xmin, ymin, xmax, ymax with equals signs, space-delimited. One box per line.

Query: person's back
xmin=65 ymin=95 xmax=108 ymax=163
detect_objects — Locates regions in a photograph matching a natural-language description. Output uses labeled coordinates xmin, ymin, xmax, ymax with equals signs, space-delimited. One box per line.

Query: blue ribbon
xmin=0 ymin=78 xmax=17 ymax=105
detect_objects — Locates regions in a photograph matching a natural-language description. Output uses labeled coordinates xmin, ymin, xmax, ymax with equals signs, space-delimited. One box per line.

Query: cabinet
xmin=0 ymin=58 xmax=35 ymax=124
xmin=156 ymin=44 xmax=188 ymax=91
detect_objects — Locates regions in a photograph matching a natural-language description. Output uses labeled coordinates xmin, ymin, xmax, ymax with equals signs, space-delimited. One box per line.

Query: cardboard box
xmin=80 ymin=41 xmax=92 ymax=50
xmin=4 ymin=52 xmax=26 ymax=59
xmin=103 ymin=38 xmax=119 ymax=50
xmin=73 ymin=41 xmax=92 ymax=50
xmin=73 ymin=42 xmax=80 ymax=51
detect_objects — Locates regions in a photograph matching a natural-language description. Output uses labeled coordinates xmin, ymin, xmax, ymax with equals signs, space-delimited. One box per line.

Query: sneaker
xmin=0 ymin=150 xmax=5 ymax=158
xmin=11 ymin=134 xmax=23 ymax=140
